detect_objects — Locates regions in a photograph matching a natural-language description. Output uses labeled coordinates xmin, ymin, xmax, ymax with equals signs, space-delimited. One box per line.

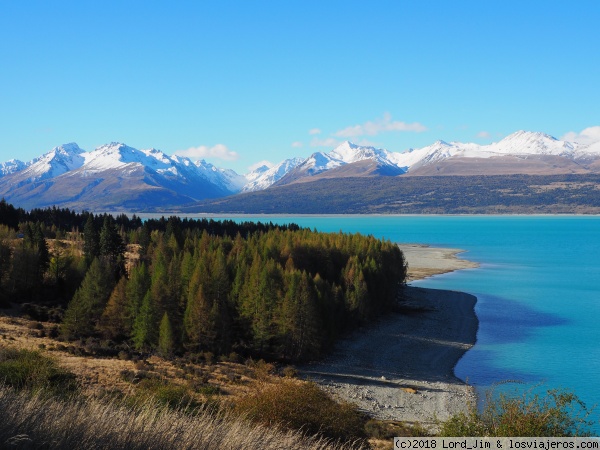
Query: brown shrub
xmin=235 ymin=379 xmax=366 ymax=443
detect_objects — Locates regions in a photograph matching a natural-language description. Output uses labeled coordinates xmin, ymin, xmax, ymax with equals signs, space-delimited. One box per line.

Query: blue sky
xmin=1 ymin=1 xmax=599 ymax=173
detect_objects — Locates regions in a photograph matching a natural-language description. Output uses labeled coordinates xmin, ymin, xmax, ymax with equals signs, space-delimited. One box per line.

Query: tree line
xmin=0 ymin=200 xmax=406 ymax=361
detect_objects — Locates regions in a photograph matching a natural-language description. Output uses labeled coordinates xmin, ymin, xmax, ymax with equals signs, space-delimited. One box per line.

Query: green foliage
xmin=158 ymin=312 xmax=175 ymax=357
xmin=132 ymin=291 xmax=158 ymax=350
xmin=0 ymin=348 xmax=77 ymax=396
xmin=61 ymin=258 xmax=115 ymax=339
xmin=235 ymin=380 xmax=366 ymax=442
xmin=0 ymin=199 xmax=407 ymax=364
xmin=439 ymin=387 xmax=595 ymax=437
xmin=107 ymin=223 xmax=406 ymax=360
xmin=99 ymin=216 xmax=126 ymax=280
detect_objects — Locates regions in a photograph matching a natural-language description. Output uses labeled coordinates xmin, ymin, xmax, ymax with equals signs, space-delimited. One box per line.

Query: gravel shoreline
xmin=300 ymin=245 xmax=479 ymax=431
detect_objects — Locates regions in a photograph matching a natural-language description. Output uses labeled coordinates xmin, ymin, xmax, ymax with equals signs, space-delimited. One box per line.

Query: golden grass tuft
xmin=0 ymin=386 xmax=362 ymax=450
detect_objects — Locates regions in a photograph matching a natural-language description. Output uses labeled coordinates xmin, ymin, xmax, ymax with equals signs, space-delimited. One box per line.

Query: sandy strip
xmin=301 ymin=246 xmax=479 ymax=431
xmin=398 ymin=244 xmax=479 ymax=281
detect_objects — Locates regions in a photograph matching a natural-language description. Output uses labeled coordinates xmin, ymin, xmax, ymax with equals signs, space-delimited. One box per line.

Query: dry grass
xmin=0 ymin=386 xmax=362 ymax=450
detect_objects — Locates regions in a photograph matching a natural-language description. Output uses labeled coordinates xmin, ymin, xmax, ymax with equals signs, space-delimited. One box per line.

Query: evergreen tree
xmin=158 ymin=312 xmax=175 ymax=357
xmin=98 ymin=277 xmax=129 ymax=339
xmin=48 ymin=241 xmax=73 ymax=298
xmin=99 ymin=216 xmax=126 ymax=277
xmin=33 ymin=222 xmax=50 ymax=275
xmin=10 ymin=240 xmax=41 ymax=300
xmin=132 ymin=291 xmax=157 ymax=350
xmin=138 ymin=222 xmax=151 ymax=256
xmin=0 ymin=229 xmax=12 ymax=300
xmin=83 ymin=215 xmax=99 ymax=266
xmin=278 ymin=270 xmax=321 ymax=360
xmin=125 ymin=263 xmax=150 ymax=320
xmin=61 ymin=258 xmax=115 ymax=338
xmin=183 ymin=266 xmax=216 ymax=352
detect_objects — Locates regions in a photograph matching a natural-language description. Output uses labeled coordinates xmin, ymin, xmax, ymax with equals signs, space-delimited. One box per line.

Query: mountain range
xmin=1 ymin=131 xmax=600 ymax=211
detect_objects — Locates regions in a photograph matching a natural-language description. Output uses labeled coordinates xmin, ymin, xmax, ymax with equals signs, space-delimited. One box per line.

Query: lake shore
xmin=301 ymin=245 xmax=479 ymax=431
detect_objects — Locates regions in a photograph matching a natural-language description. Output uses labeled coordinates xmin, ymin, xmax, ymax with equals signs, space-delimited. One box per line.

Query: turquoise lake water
xmin=181 ymin=215 xmax=600 ymax=427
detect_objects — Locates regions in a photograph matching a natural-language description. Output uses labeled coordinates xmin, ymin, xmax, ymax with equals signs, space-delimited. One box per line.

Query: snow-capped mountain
xmin=2 ymin=130 xmax=600 ymax=211
xmin=242 ymin=157 xmax=304 ymax=192
xmin=0 ymin=159 xmax=26 ymax=177
xmin=8 ymin=143 xmax=87 ymax=182
xmin=265 ymin=131 xmax=600 ymax=187
xmin=275 ymin=143 xmax=407 ymax=186
xmin=0 ymin=142 xmax=246 ymax=210
xmin=393 ymin=131 xmax=581 ymax=170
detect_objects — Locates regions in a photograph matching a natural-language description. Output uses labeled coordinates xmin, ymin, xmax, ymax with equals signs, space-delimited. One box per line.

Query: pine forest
xmin=0 ymin=200 xmax=407 ymax=362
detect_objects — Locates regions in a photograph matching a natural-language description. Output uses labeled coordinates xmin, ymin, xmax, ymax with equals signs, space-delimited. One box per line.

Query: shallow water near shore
xmin=168 ymin=214 xmax=600 ymax=429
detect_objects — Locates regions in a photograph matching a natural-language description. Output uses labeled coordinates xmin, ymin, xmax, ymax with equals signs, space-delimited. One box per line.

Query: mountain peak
xmin=502 ymin=130 xmax=557 ymax=143
xmin=54 ymin=142 xmax=85 ymax=155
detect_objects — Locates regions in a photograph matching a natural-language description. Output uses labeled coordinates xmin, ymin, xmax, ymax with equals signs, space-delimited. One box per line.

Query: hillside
xmin=184 ymin=174 xmax=600 ymax=214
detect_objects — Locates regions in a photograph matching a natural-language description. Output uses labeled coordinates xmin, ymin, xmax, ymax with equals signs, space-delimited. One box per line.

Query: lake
xmin=171 ymin=215 xmax=600 ymax=427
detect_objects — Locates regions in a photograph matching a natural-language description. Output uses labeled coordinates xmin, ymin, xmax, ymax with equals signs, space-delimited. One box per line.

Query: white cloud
xmin=174 ymin=144 xmax=239 ymax=161
xmin=334 ymin=113 xmax=427 ymax=138
xmin=561 ymin=126 xmax=600 ymax=145
xmin=309 ymin=128 xmax=321 ymax=135
xmin=291 ymin=141 xmax=303 ymax=148
xmin=310 ymin=137 xmax=340 ymax=148
xmin=477 ymin=131 xmax=491 ymax=139
xmin=248 ymin=160 xmax=274 ymax=171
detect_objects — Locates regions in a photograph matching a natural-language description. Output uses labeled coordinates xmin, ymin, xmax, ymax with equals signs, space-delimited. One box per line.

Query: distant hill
xmin=182 ymin=174 xmax=600 ymax=214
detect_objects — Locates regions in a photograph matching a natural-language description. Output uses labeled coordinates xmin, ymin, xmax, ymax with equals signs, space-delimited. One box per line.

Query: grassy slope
xmin=183 ymin=174 xmax=600 ymax=214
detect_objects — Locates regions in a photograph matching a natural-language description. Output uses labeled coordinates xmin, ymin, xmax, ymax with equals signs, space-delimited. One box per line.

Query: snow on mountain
xmin=0 ymin=159 xmax=26 ymax=177
xmin=80 ymin=143 xmax=172 ymax=172
xmin=291 ymin=152 xmax=344 ymax=177
xmin=263 ymin=131 xmax=600 ymax=187
xmin=485 ymin=131 xmax=579 ymax=156
xmin=390 ymin=131 xmax=586 ymax=172
xmin=3 ymin=130 xmax=600 ymax=211
xmin=329 ymin=141 xmax=396 ymax=166
xmin=59 ymin=142 xmax=244 ymax=193
xmin=242 ymin=157 xmax=304 ymax=192
xmin=193 ymin=159 xmax=247 ymax=192
xmin=18 ymin=143 xmax=86 ymax=181
xmin=577 ymin=140 xmax=600 ymax=156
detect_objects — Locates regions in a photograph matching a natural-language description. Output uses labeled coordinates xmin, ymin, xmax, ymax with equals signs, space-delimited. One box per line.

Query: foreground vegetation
xmin=0 ymin=386 xmax=361 ymax=450
xmin=0 ymin=346 xmax=594 ymax=448
xmin=440 ymin=385 xmax=596 ymax=437
xmin=0 ymin=346 xmax=416 ymax=448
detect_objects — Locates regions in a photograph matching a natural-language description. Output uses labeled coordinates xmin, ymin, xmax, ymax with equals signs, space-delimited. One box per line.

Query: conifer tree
xmin=33 ymin=222 xmax=49 ymax=275
xmin=49 ymin=241 xmax=71 ymax=282
xmin=83 ymin=215 xmax=99 ymax=266
xmin=125 ymin=263 xmax=150 ymax=320
xmin=278 ymin=270 xmax=321 ymax=360
xmin=158 ymin=312 xmax=175 ymax=357
xmin=183 ymin=282 xmax=214 ymax=352
xmin=138 ymin=222 xmax=151 ymax=256
xmin=99 ymin=216 xmax=126 ymax=277
xmin=132 ymin=291 xmax=157 ymax=350
xmin=61 ymin=258 xmax=114 ymax=338
xmin=98 ymin=277 xmax=129 ymax=339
